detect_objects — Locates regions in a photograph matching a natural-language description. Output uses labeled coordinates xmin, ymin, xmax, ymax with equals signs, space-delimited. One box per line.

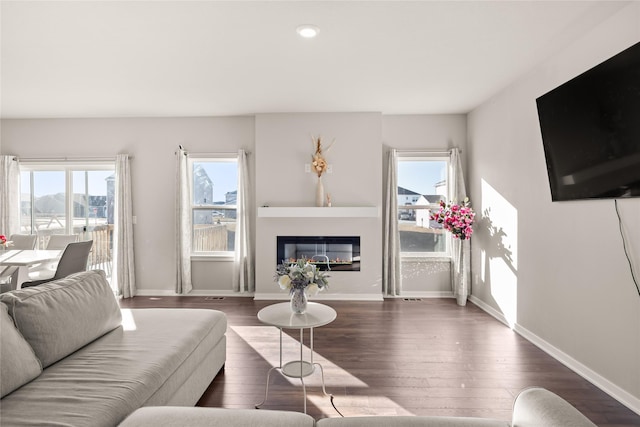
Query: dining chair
xmin=0 ymin=234 xmax=38 ymax=290
xmin=27 ymin=234 xmax=79 ymax=279
xmin=8 ymin=234 xmax=37 ymax=249
xmin=20 ymin=240 xmax=94 ymax=288
xmin=46 ymin=234 xmax=78 ymax=249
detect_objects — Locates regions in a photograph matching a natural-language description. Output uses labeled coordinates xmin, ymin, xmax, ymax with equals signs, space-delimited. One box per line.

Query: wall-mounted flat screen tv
xmin=536 ymin=40 xmax=640 ymax=201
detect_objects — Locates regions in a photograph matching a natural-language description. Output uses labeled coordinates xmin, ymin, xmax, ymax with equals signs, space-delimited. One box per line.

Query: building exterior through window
xmin=189 ymin=157 xmax=238 ymax=255
xmin=397 ymin=154 xmax=450 ymax=257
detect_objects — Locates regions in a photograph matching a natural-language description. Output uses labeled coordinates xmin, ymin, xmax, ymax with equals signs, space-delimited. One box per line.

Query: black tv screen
xmin=536 ymin=41 xmax=640 ymax=201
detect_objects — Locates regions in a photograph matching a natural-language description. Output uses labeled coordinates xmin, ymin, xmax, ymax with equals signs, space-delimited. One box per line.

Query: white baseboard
xmin=398 ymin=291 xmax=455 ymax=299
xmin=134 ymin=290 xmax=447 ymax=301
xmin=253 ymin=293 xmax=384 ymax=301
xmin=134 ymin=289 xmax=248 ymax=297
xmin=468 ymin=295 xmax=640 ymax=416
xmin=515 ymin=323 xmax=640 ymax=416
xmin=468 ymin=295 xmax=510 ymax=325
xmin=134 ymin=289 xmax=179 ymax=296
xmin=136 ymin=290 xmax=383 ymax=301
xmin=187 ymin=290 xmax=251 ymax=297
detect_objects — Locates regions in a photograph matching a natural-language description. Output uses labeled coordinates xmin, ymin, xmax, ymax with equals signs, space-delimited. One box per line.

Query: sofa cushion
xmin=317 ymin=416 xmax=508 ymax=427
xmin=0 ymin=269 xmax=122 ymax=368
xmin=0 ymin=302 xmax=42 ymax=397
xmin=118 ymin=407 xmax=316 ymax=427
xmin=0 ymin=308 xmax=227 ymax=427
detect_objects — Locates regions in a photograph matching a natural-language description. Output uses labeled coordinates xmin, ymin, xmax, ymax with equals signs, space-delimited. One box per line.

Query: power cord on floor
xmin=614 ymin=199 xmax=639 ymax=297
xmin=330 ymin=394 xmax=344 ymax=417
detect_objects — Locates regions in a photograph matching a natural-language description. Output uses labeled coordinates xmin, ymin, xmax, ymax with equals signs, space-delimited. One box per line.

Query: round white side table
xmin=255 ymin=302 xmax=337 ymax=414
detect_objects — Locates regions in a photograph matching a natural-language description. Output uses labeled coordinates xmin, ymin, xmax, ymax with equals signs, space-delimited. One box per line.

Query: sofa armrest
xmin=512 ymin=387 xmax=596 ymax=427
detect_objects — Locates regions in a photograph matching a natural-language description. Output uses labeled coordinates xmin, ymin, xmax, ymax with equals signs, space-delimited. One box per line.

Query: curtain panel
xmin=450 ymin=148 xmax=471 ymax=306
xmin=0 ymin=156 xmax=20 ymax=237
xmin=233 ymin=149 xmax=254 ymax=293
xmin=175 ymin=147 xmax=193 ymax=294
xmin=383 ymin=149 xmax=402 ymax=296
xmin=115 ymin=154 xmax=136 ymax=298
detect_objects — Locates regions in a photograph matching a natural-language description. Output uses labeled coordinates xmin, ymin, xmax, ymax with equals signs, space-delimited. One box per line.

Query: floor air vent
xmin=403 ymin=298 xmax=423 ymax=301
xmin=204 ymin=297 xmax=225 ymax=300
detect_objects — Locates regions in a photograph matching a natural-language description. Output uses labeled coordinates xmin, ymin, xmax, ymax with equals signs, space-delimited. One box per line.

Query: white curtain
xmin=176 ymin=147 xmax=193 ymax=294
xmin=0 ymin=156 xmax=20 ymax=236
xmin=115 ymin=154 xmax=136 ymax=298
xmin=383 ymin=149 xmax=402 ymax=296
xmin=233 ymin=149 xmax=254 ymax=293
xmin=450 ymin=148 xmax=471 ymax=306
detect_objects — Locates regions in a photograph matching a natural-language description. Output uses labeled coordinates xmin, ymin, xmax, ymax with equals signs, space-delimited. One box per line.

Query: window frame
xmin=397 ymin=153 xmax=451 ymax=259
xmin=19 ymin=161 xmax=115 ymax=237
xmin=188 ymin=155 xmax=238 ymax=259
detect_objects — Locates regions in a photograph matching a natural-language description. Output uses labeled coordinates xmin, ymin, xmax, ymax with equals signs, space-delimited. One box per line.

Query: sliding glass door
xmin=20 ymin=163 xmax=116 ymax=282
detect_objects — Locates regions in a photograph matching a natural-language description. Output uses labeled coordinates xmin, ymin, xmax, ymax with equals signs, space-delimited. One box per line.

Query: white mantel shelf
xmin=258 ymin=206 xmax=379 ymax=218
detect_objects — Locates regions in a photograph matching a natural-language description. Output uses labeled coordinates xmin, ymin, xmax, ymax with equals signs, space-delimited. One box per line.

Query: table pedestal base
xmin=255 ymin=361 xmax=331 ymax=414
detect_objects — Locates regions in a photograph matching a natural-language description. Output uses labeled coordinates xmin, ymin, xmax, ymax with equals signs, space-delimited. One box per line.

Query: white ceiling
xmin=0 ymin=1 xmax=630 ymax=119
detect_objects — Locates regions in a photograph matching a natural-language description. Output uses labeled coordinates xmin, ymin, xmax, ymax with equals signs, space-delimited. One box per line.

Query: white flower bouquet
xmin=275 ymin=258 xmax=329 ymax=296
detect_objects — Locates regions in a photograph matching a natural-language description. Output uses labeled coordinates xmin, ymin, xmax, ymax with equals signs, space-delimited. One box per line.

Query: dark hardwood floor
xmin=119 ymin=296 xmax=640 ymax=426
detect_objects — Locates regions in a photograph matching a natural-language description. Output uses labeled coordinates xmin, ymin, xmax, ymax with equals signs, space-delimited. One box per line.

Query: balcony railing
xmin=28 ymin=223 xmax=114 ymax=277
xmin=193 ymin=224 xmax=231 ymax=252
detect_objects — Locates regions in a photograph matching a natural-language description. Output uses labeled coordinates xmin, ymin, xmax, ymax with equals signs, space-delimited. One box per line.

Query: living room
xmin=1 ymin=1 xmax=639 ymax=425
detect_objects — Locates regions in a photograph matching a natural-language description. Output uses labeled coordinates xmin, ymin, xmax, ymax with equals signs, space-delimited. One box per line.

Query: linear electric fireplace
xmin=277 ymin=236 xmax=360 ymax=271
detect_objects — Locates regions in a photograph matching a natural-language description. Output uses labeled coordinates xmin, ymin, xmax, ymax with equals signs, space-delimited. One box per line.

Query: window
xmin=19 ymin=162 xmax=115 ymax=275
xmin=189 ymin=157 xmax=238 ymax=255
xmin=397 ymin=154 xmax=450 ymax=257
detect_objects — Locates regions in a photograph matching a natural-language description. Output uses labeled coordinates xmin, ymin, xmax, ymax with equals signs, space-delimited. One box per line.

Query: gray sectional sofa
xmin=0 ymin=270 xmax=227 ymax=426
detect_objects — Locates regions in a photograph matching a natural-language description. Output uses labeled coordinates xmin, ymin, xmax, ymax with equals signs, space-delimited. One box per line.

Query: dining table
xmin=0 ymin=249 xmax=62 ymax=289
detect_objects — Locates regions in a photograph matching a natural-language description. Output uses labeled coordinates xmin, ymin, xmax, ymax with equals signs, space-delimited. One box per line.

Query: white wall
xmin=467 ymin=2 xmax=640 ymax=412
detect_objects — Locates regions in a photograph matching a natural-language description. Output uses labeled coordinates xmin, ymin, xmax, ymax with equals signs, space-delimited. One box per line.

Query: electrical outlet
xmin=327 ymin=164 xmax=333 ymax=174
xmin=304 ymin=164 xmax=311 ymax=173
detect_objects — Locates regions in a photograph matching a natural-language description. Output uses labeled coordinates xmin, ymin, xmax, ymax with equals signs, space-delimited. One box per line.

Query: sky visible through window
xmin=21 ymin=170 xmax=114 ymax=197
xmin=398 ymin=160 xmax=447 ymax=196
xmin=23 ymin=161 xmax=436 ymax=201
xmin=198 ymin=161 xmax=237 ymax=204
xmin=21 ymin=164 xmax=236 ymax=203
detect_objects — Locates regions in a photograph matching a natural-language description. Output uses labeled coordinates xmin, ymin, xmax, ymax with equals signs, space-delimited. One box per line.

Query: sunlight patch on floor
xmin=231 ymin=325 xmax=367 ymax=388
xmin=231 ymin=324 xmax=416 ymax=417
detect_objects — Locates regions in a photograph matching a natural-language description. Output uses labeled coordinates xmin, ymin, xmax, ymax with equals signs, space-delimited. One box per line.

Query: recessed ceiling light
xmin=296 ymin=25 xmax=320 ymax=39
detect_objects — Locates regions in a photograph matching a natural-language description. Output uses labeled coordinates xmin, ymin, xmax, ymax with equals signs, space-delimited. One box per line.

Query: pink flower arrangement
xmin=0 ymin=235 xmax=13 ymax=248
xmin=430 ymin=198 xmax=475 ymax=240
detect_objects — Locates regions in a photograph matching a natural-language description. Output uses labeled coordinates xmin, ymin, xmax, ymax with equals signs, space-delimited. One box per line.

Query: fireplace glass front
xmin=277 ymin=236 xmax=360 ymax=271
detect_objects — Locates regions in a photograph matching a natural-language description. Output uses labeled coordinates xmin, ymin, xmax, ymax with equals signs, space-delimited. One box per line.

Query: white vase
xmin=290 ymin=288 xmax=308 ymax=314
xmin=315 ymin=176 xmax=325 ymax=207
